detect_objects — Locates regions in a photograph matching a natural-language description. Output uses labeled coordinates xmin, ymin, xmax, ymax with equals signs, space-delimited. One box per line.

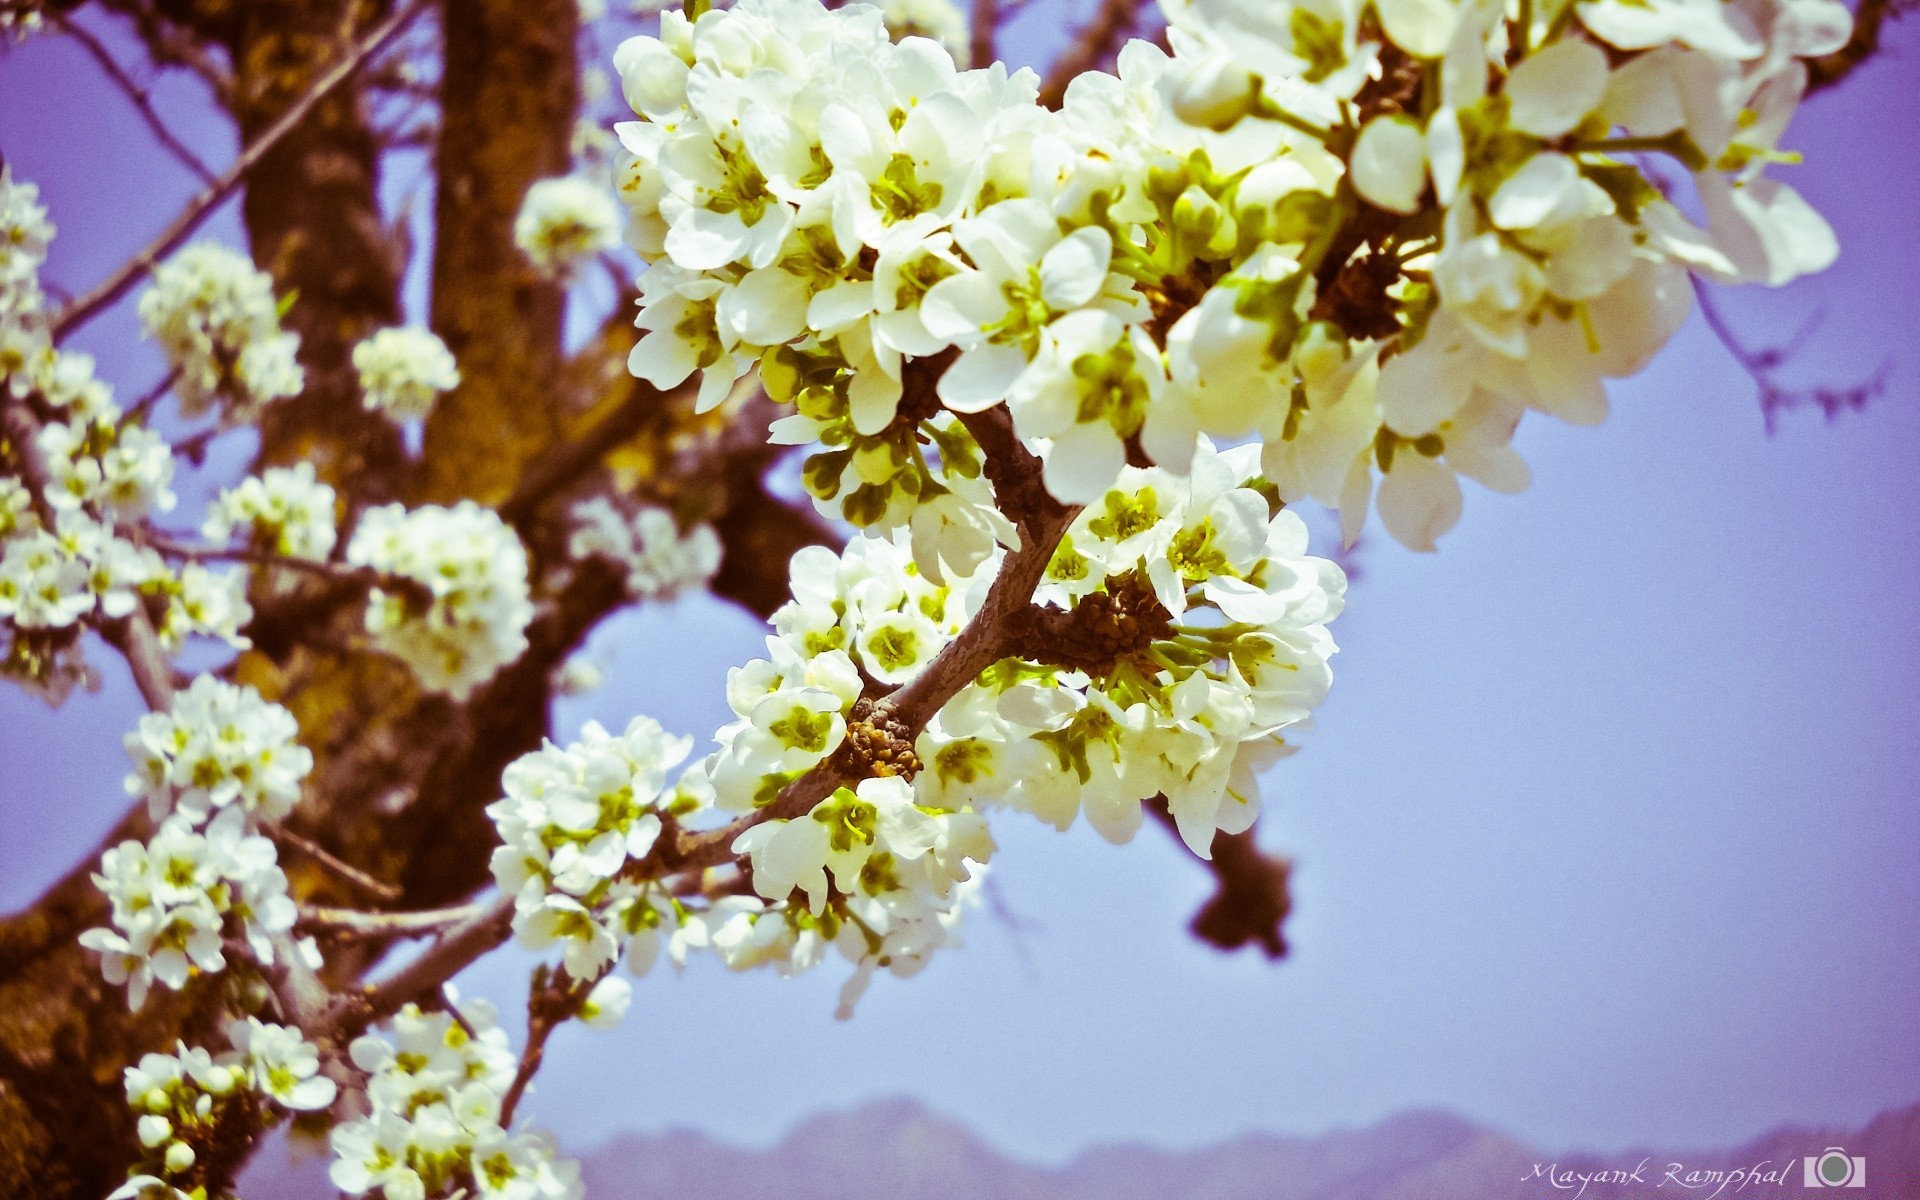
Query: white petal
xmin=1376 ymin=454 xmax=1463 ymax=552
xmin=1350 ymin=117 xmax=1427 ymax=214
xmin=937 ymin=344 xmax=1030 ymax=411
xmin=1506 ymin=40 xmax=1609 ymax=138
xmin=1038 ymin=228 xmax=1112 ymax=310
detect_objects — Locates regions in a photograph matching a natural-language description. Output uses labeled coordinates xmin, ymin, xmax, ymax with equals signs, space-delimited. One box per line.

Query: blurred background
xmin=2 ymin=0 xmax=1916 ymax=1182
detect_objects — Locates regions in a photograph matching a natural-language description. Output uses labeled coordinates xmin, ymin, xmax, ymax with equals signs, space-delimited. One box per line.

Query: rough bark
xmin=419 ymin=0 xmax=579 ymax=504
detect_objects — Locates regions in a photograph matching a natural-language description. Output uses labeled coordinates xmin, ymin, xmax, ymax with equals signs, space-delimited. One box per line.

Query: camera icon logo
xmin=1803 ymin=1147 xmax=1866 ymax=1188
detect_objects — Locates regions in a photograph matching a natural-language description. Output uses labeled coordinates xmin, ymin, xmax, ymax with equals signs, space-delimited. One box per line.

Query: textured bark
xmin=419 ymin=0 xmax=579 ymax=503
xmin=234 ymin=0 xmax=411 ymax=504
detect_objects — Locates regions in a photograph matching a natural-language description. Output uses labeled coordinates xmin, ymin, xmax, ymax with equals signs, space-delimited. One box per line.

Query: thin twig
xmin=50 ymin=0 xmax=432 ymax=343
xmin=145 ymin=532 xmax=434 ymax=607
xmin=346 ymin=897 xmax=518 ymax=1030
xmin=274 ymin=829 xmax=404 ymax=902
xmin=52 ymin=12 xmax=217 ymax=185
xmin=499 ymin=967 xmax=590 ymax=1127
xmin=298 ymin=902 xmax=485 ymax=937
xmin=1691 ymin=277 xmax=1891 ymax=433
xmin=124 ymin=367 xmax=182 ymax=425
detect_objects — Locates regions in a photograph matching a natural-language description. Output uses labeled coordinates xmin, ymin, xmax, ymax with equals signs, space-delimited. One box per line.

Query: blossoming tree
xmin=0 ymin=0 xmax=1895 ymax=1194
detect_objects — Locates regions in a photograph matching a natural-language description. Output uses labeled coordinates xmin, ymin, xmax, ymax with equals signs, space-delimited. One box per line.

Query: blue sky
xmin=2 ymin=4 xmax=1916 ymax=1166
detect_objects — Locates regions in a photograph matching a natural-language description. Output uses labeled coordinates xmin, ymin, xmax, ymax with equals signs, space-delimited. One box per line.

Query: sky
xmin=1 ymin=3 xmax=1916 ymax=1170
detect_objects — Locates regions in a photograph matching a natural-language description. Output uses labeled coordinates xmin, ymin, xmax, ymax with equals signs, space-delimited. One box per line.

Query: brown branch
xmin=51 ymin=11 xmax=217 ymax=185
xmin=297 ymin=902 xmax=483 ymax=937
xmin=498 ymin=966 xmax=589 ymax=1127
xmin=1149 ymin=803 xmax=1293 ymax=958
xmin=350 ymin=393 xmax=1074 ymax=1027
xmin=143 ymin=533 xmax=431 ymax=607
xmin=1037 ymin=0 xmax=1142 ymax=109
xmin=273 ymin=830 xmax=403 ymax=903
xmin=1805 ymin=0 xmax=1913 ymax=93
xmin=970 ymin=0 xmax=997 ymax=68
xmin=49 ymin=0 xmax=432 ymax=343
xmin=497 ymin=380 xmax=682 ymax=529
xmin=656 ymin=403 xmax=1078 ymax=871
xmin=345 ymin=896 xmax=517 ymax=1029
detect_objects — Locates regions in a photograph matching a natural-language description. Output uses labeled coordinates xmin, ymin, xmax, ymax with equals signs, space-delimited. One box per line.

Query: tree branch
xmin=344 ymin=896 xmax=516 ymax=1029
xmin=497 ymin=379 xmax=685 ymax=530
xmin=297 ymin=902 xmax=484 ymax=938
xmin=497 ymin=966 xmax=589 ymax=1127
xmin=48 ymin=0 xmax=431 ymax=343
xmin=1691 ymin=278 xmax=1890 ymax=433
xmin=1805 ymin=0 xmax=1914 ymax=93
xmin=970 ymin=0 xmax=997 ymax=68
xmin=273 ymin=830 xmax=403 ymax=903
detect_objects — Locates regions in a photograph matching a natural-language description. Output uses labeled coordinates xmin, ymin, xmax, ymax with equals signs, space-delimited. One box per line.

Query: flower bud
xmin=1172 ymin=54 xmax=1257 ymax=129
xmin=1173 ymin=186 xmax=1225 ymax=245
xmin=136 ymin=1115 xmax=173 ymax=1148
xmin=164 ymin=1140 xmax=196 ymax=1174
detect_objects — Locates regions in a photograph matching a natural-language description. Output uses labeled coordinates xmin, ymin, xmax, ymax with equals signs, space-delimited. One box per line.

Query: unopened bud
xmin=137 ymin=1115 xmax=173 ymax=1148
xmin=164 ymin=1141 xmax=196 ymax=1174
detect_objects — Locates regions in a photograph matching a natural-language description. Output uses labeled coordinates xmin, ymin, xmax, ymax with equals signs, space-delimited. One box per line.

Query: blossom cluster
xmin=202 ymin=462 xmax=339 ymax=562
xmin=2 ymin=172 xmax=249 ymax=699
xmin=122 ymin=674 xmax=315 ymax=825
xmin=490 ymin=452 xmax=1342 ymax=1008
xmin=346 ymin=502 xmax=535 ymax=701
xmin=109 ymin=1020 xmax=336 ymax=1200
xmin=79 ymin=808 xmax=299 ymax=1010
xmin=489 ymin=715 xmax=690 ymax=980
xmin=137 ymin=242 xmax=305 ymax=424
xmin=354 ymin=325 xmax=462 ymax=422
xmin=568 ymin=496 xmax=722 ymax=600
xmin=330 ymin=998 xmax=582 ymax=1200
xmin=83 ymin=675 xmax=316 ymax=1010
xmin=514 ymin=175 xmax=622 ymax=279
xmin=610 ymin=0 xmax=1844 ymax=552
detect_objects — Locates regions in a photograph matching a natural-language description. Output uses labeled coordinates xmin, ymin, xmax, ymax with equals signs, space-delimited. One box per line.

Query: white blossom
xmin=514 ymin=176 xmax=621 ymax=279
xmin=346 ymin=502 xmax=534 ymax=700
xmin=137 ymin=242 xmax=304 ymax=422
xmin=203 ymin=462 xmax=338 ymax=562
xmin=568 ymin=497 xmax=722 ymax=600
xmin=354 ymin=326 xmax=461 ymax=421
xmin=122 ymin=673 xmax=313 ymax=826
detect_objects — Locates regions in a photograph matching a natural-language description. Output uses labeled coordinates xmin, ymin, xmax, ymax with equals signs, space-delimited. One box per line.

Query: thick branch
xmin=418 ymin=0 xmax=580 ymax=502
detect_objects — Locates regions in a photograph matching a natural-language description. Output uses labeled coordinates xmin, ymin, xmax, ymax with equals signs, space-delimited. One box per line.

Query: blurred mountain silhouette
xmin=239 ymin=1095 xmax=1920 ymax=1198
